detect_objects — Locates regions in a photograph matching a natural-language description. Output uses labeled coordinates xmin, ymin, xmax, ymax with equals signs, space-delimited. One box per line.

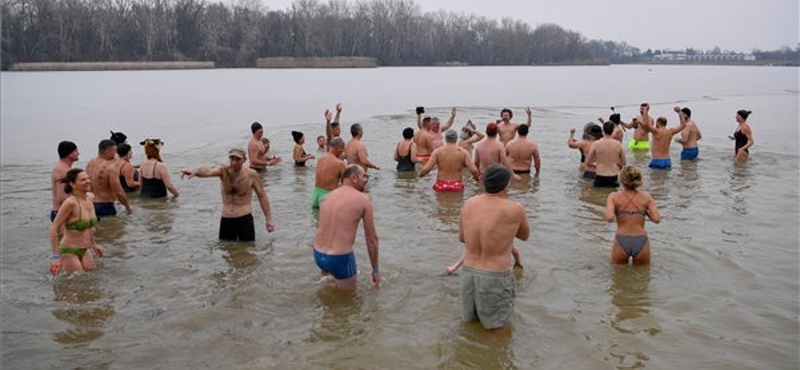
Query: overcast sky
xmin=259 ymin=0 xmax=799 ymax=52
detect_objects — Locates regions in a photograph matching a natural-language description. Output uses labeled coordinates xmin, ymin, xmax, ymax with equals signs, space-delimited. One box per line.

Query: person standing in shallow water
xmin=568 ymin=123 xmax=602 ymax=179
xmin=313 ymin=137 xmax=346 ymax=209
xmin=51 ymin=141 xmax=79 ymax=222
xmin=394 ymin=127 xmax=418 ymax=172
xmin=673 ymin=106 xmax=702 ymax=160
xmin=419 ymin=130 xmax=480 ymax=192
xmin=312 ymin=164 xmax=380 ymax=291
xmin=730 ymin=109 xmax=754 ymax=163
xmin=604 ymin=165 xmax=661 ymax=265
xmin=585 ymin=122 xmax=625 ymax=188
xmin=181 ymin=148 xmax=274 ymax=241
xmin=455 ymin=165 xmax=529 ymax=332
xmin=50 ymin=168 xmax=103 ymax=276
xmin=291 ymin=131 xmax=315 ymax=167
xmin=138 ymin=139 xmax=179 ymax=199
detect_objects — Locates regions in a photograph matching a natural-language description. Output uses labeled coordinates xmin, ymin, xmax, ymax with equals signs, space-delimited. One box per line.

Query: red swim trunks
xmin=433 ymin=179 xmax=464 ymax=192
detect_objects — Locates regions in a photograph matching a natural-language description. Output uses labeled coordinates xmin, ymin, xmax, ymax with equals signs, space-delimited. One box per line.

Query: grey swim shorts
xmin=460 ymin=265 xmax=515 ymax=329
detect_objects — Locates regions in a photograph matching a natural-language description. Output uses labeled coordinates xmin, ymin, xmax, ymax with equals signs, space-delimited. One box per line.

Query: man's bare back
xmin=506 ymin=136 xmax=540 ymax=175
xmin=315 ymin=152 xmax=345 ymax=191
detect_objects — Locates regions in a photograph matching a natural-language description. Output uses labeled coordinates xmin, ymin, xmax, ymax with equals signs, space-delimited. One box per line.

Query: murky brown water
xmin=2 ymin=66 xmax=798 ymax=369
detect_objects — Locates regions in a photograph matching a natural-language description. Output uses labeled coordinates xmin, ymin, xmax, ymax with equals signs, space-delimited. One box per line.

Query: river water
xmin=1 ymin=66 xmax=798 ymax=369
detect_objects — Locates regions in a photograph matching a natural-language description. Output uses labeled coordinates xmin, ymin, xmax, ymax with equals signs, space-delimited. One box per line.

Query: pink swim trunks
xmin=433 ymin=179 xmax=464 ymax=192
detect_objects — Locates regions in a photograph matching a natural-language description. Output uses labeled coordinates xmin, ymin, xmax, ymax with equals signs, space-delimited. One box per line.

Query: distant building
xmin=653 ymin=52 xmax=756 ymax=62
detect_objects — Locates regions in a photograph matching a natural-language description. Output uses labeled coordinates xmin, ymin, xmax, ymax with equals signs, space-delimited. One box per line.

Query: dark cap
xmin=251 ymin=122 xmax=263 ymax=134
xmin=589 ymin=124 xmax=603 ymax=139
xmin=484 ymin=164 xmax=511 ymax=194
xmin=110 ymin=131 xmax=127 ymax=144
xmin=291 ymin=131 xmax=304 ymax=144
xmin=57 ymin=141 xmax=77 ymax=159
xmin=737 ymin=110 xmax=751 ymax=120
xmin=609 ymin=113 xmax=621 ymax=124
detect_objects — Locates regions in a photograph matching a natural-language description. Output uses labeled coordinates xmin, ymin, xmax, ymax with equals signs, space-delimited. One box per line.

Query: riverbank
xmin=256 ymin=57 xmax=377 ymax=68
xmin=10 ymin=61 xmax=215 ymax=71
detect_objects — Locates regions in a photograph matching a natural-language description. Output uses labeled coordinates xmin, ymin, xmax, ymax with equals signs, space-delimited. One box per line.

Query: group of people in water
xmin=48 ymin=103 xmax=755 ymax=331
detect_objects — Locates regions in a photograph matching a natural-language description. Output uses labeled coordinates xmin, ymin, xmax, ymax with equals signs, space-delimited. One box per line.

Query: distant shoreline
xmin=6 ymin=60 xmax=797 ymax=72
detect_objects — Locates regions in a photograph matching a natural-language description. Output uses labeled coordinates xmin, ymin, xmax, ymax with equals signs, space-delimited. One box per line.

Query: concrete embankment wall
xmin=10 ymin=61 xmax=215 ymax=71
xmin=256 ymin=57 xmax=377 ymax=68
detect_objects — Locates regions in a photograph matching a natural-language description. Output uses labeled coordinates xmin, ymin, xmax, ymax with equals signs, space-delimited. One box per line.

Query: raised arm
xmin=363 ymin=200 xmax=380 ymax=288
xmin=251 ymin=172 xmax=274 ymax=232
xmin=525 ymin=106 xmax=532 ymax=127
xmin=334 ymin=103 xmax=342 ymax=124
xmin=441 ymin=108 xmax=456 ymax=131
xmin=465 ymin=127 xmax=484 ymax=145
xmin=324 ymin=109 xmax=333 ymax=142
xmin=567 ymin=128 xmax=580 ymax=148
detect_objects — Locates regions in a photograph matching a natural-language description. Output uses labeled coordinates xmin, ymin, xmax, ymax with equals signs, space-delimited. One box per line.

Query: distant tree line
xmin=1 ymin=0 xmax=643 ymax=69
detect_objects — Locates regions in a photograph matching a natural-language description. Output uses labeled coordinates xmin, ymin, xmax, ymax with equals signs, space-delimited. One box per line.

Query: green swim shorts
xmin=460 ymin=265 xmax=515 ymax=329
xmin=628 ymin=139 xmax=650 ymax=150
xmin=311 ymin=187 xmax=331 ymax=209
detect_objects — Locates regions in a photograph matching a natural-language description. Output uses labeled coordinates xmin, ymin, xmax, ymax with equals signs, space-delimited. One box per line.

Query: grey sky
xmin=260 ymin=0 xmax=799 ymax=51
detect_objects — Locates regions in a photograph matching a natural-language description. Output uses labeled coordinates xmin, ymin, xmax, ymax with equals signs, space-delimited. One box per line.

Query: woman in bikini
xmin=604 ymin=165 xmax=661 ymax=264
xmin=49 ymin=168 xmax=103 ymax=275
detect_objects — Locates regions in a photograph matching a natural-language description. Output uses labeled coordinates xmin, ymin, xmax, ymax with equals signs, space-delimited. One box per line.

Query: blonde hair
xmin=619 ymin=165 xmax=643 ymax=189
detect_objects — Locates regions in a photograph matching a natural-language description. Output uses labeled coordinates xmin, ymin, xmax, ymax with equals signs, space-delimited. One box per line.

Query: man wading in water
xmin=181 ymin=148 xmax=275 ymax=241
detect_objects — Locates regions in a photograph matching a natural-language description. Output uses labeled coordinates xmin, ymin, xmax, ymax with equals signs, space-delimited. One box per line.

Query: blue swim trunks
xmin=314 ymin=249 xmax=357 ymax=279
xmin=649 ymin=158 xmax=672 ymax=169
xmin=93 ymin=202 xmax=117 ymax=217
xmin=681 ymin=147 xmax=699 ymax=160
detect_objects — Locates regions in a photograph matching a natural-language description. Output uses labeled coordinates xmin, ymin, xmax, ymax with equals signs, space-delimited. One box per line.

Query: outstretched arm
xmin=181 ymin=165 xmax=223 ymax=179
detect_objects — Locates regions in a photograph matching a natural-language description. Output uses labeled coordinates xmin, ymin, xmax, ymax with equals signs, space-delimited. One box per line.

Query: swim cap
xmin=589 ymin=124 xmax=603 ymax=139
xmin=609 ymin=113 xmax=621 ymax=124
xmin=251 ymin=122 xmax=263 ymax=134
xmin=291 ymin=131 xmax=304 ymax=144
xmin=484 ymin=164 xmax=511 ymax=194
xmin=737 ymin=110 xmax=751 ymax=120
xmin=110 ymin=131 xmax=127 ymax=145
xmin=57 ymin=141 xmax=77 ymax=159
xmin=402 ymin=127 xmax=414 ymax=139
xmin=486 ymin=122 xmax=499 ymax=136
xmin=445 ymin=130 xmax=458 ymax=143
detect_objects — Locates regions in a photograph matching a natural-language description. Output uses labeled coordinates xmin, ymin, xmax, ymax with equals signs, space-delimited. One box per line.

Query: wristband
xmin=52 ymin=254 xmax=61 ymax=259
